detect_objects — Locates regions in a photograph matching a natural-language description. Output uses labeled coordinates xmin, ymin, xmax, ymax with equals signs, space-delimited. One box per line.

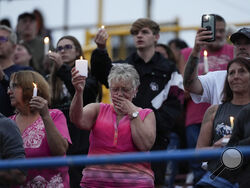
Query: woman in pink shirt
xmin=8 ymin=70 xmax=71 ymax=187
xmin=70 ymin=64 xmax=156 ymax=187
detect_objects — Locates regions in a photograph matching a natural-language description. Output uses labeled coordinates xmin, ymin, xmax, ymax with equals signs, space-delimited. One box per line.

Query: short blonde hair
xmin=10 ymin=70 xmax=51 ymax=105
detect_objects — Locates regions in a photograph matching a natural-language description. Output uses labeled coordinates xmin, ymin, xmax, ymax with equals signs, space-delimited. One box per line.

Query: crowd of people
xmin=0 ymin=9 xmax=250 ymax=188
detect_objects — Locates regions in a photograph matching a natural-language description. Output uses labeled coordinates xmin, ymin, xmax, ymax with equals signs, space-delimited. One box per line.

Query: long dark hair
xmin=221 ymin=57 xmax=250 ymax=103
xmin=56 ymin=35 xmax=84 ymax=59
xmin=50 ymin=35 xmax=84 ymax=106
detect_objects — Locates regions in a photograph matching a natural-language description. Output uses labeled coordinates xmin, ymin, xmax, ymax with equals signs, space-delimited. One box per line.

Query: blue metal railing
xmin=1 ymin=146 xmax=250 ymax=170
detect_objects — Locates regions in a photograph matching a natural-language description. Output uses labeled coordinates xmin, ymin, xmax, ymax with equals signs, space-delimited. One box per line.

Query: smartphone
xmin=201 ymin=14 xmax=216 ymax=42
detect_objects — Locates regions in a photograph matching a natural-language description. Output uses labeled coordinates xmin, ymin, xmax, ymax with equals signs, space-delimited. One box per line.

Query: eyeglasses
xmin=110 ymin=87 xmax=132 ymax=94
xmin=8 ymin=83 xmax=19 ymax=91
xmin=0 ymin=36 xmax=8 ymax=43
xmin=56 ymin=44 xmax=74 ymax=52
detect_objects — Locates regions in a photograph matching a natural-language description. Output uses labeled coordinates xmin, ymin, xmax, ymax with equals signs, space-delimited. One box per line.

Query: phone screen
xmin=201 ymin=14 xmax=216 ymax=42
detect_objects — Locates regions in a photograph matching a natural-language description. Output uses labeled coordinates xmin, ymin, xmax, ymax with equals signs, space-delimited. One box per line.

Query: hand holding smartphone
xmin=201 ymin=14 xmax=216 ymax=42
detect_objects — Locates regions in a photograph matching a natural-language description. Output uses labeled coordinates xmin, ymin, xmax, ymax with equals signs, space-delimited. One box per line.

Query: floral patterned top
xmin=10 ymin=109 xmax=71 ymax=188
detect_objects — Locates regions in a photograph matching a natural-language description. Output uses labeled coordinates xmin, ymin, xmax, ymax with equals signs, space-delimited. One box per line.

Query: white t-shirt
xmin=190 ymin=70 xmax=227 ymax=105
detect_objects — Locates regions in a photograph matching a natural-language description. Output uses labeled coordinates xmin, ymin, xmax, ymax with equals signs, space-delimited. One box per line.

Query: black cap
xmin=230 ymin=27 xmax=250 ymax=44
xmin=18 ymin=12 xmax=36 ymax=21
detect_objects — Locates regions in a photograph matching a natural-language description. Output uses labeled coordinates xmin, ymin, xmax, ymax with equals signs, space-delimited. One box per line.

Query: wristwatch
xmin=131 ymin=111 xmax=139 ymax=119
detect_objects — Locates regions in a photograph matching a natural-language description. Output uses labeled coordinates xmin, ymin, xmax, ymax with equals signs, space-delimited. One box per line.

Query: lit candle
xmin=44 ymin=37 xmax=50 ymax=55
xmin=99 ymin=25 xmax=105 ymax=31
xmin=203 ymin=50 xmax=209 ymax=73
xmin=75 ymin=56 xmax=88 ymax=77
xmin=32 ymin=82 xmax=37 ymax=97
xmin=230 ymin=116 xmax=234 ymax=129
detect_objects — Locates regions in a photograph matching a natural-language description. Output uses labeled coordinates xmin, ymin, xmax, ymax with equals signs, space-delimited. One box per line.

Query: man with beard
xmin=184 ymin=27 xmax=250 ymax=105
xmin=0 ymin=25 xmax=31 ymax=116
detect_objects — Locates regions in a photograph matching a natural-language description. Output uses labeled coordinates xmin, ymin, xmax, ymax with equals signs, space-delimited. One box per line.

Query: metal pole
xmin=63 ymin=0 xmax=69 ymax=35
xmin=146 ymin=0 xmax=151 ymax=18
xmin=97 ymin=0 xmax=103 ymax=28
xmin=0 ymin=147 xmax=250 ymax=170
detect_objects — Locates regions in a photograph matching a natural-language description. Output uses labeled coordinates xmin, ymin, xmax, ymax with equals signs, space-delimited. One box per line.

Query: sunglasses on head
xmin=56 ymin=44 xmax=74 ymax=52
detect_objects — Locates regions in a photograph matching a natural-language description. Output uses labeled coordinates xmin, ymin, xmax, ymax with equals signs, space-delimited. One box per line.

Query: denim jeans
xmin=186 ymin=123 xmax=206 ymax=185
xmin=165 ymin=132 xmax=180 ymax=188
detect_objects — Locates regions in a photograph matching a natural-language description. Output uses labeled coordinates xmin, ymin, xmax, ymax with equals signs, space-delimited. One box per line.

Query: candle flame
xmin=33 ymin=82 xmax=37 ymax=89
xmin=230 ymin=116 xmax=234 ymax=128
xmin=44 ymin=37 xmax=50 ymax=44
xmin=204 ymin=50 xmax=208 ymax=57
xmin=80 ymin=56 xmax=83 ymax=60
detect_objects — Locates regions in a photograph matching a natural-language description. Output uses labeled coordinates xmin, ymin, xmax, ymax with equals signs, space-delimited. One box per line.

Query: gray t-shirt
xmin=0 ymin=113 xmax=25 ymax=188
xmin=0 ymin=113 xmax=25 ymax=159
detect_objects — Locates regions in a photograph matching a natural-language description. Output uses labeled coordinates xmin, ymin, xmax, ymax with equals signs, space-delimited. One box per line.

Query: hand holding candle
xmin=44 ymin=37 xmax=50 ymax=55
xmin=75 ymin=56 xmax=88 ymax=77
xmin=203 ymin=50 xmax=209 ymax=73
xmin=33 ymin=82 xmax=37 ymax=97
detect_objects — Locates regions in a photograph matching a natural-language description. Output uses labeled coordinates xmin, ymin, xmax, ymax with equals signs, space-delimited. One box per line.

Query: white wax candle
xmin=230 ymin=116 xmax=234 ymax=129
xmin=33 ymin=82 xmax=37 ymax=97
xmin=75 ymin=57 xmax=88 ymax=77
xmin=44 ymin=37 xmax=50 ymax=55
xmin=203 ymin=50 xmax=209 ymax=73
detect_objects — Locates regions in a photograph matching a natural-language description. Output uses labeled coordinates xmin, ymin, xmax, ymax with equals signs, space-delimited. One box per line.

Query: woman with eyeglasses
xmin=47 ymin=35 xmax=100 ymax=188
xmin=7 ymin=70 xmax=71 ymax=187
xmin=47 ymin=35 xmax=100 ymax=108
xmin=70 ymin=63 xmax=156 ymax=187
